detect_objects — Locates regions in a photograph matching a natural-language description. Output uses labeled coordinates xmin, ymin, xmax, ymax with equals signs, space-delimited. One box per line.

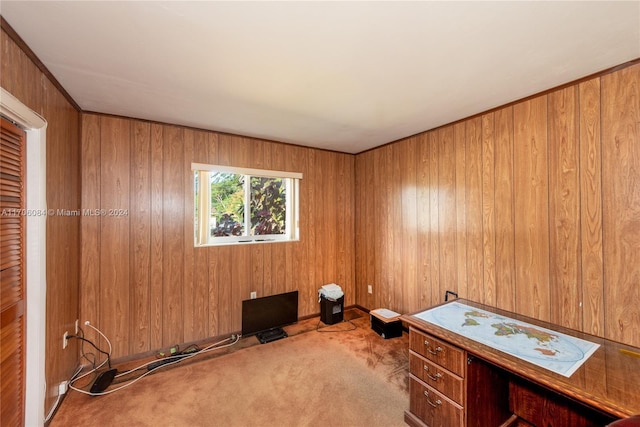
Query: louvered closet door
xmin=0 ymin=117 xmax=26 ymax=427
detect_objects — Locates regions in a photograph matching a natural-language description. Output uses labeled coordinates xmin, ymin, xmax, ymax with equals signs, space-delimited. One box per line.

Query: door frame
xmin=1 ymin=87 xmax=47 ymax=427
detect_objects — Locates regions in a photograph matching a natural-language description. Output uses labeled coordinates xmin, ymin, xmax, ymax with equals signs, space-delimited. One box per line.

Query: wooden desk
xmin=401 ymin=299 xmax=640 ymax=427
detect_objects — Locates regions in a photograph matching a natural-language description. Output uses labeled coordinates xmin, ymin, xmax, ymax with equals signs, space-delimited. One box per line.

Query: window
xmin=192 ymin=163 xmax=301 ymax=246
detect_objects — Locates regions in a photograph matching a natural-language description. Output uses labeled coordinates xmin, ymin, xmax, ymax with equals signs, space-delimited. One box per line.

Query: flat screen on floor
xmin=241 ymin=290 xmax=299 ymax=337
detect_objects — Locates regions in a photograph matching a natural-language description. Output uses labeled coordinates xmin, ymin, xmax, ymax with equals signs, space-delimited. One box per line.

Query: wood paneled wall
xmin=80 ymin=114 xmax=355 ymax=359
xmin=1 ymin=27 xmax=81 ymax=417
xmin=355 ymin=63 xmax=640 ymax=348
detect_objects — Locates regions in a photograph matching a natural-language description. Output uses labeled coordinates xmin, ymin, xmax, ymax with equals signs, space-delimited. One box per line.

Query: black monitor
xmin=241 ymin=290 xmax=298 ymax=343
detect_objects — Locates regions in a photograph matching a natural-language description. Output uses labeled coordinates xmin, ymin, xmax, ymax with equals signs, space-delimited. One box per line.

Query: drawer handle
xmin=423 ymin=390 xmax=442 ymax=407
xmin=428 ymin=346 xmax=443 ymax=355
xmin=423 ymin=363 xmax=442 ymax=381
xmin=427 ymin=372 xmax=442 ymax=382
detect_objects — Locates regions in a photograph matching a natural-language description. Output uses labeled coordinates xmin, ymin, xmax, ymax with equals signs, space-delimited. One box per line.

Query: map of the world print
xmin=414 ymin=302 xmax=600 ymax=377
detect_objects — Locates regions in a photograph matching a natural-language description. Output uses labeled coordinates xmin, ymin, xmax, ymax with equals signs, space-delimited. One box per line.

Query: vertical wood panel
xmin=231 ymin=243 xmax=250 ymax=332
xmin=373 ymin=147 xmax=386 ymax=310
xmin=481 ymin=113 xmax=496 ymax=306
xmin=454 ymin=122 xmax=468 ymax=299
xmin=322 ymin=152 xmax=337 ymax=291
xmin=439 ymin=127 xmax=456 ymax=304
xmin=514 ymin=96 xmax=550 ymax=321
xmin=548 ymin=86 xmax=582 ymax=329
xmin=416 ymin=134 xmax=431 ymax=311
xmin=401 ymin=138 xmax=418 ymax=313
xmin=466 ymin=117 xmax=483 ymax=302
xmin=182 ymin=129 xmax=195 ymax=342
xmin=382 ymin=144 xmax=406 ymax=309
xmin=343 ymin=155 xmax=355 ymax=306
xmin=428 ymin=132 xmax=440 ymax=306
xmin=99 ymin=116 xmax=130 ymax=357
xmin=334 ymin=153 xmax=347 ymax=301
xmin=162 ymin=126 xmax=184 ymax=346
xmin=130 ymin=120 xmax=151 ymax=353
xmin=305 ymin=148 xmax=318 ymax=315
xmin=149 ymin=124 xmax=164 ymax=349
xmin=364 ymin=150 xmax=377 ymax=309
xmin=354 ymin=154 xmax=366 ymax=307
xmin=385 ymin=144 xmax=399 ymax=309
xmin=80 ymin=114 xmax=101 ymax=325
xmin=337 ymin=152 xmax=352 ymax=304
xmin=494 ymin=107 xmax=516 ymax=311
xmin=578 ymin=78 xmax=604 ymax=337
xmin=297 ymin=146 xmax=312 ymax=312
xmin=602 ymin=64 xmax=640 ymax=344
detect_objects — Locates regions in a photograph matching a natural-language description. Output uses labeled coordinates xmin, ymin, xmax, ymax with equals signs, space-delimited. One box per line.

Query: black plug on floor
xmin=90 ymin=368 xmax=117 ymax=394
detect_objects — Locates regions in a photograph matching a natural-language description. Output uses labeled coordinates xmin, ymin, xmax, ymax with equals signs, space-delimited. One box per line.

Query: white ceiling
xmin=1 ymin=1 xmax=639 ymax=153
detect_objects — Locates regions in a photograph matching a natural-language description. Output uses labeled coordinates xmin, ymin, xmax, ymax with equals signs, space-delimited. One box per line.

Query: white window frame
xmin=192 ymin=163 xmax=302 ymax=246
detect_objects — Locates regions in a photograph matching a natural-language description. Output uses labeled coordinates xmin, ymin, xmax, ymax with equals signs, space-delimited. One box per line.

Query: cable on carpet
xmin=315 ymin=319 xmax=357 ymax=333
xmin=67 ymin=322 xmax=240 ymax=397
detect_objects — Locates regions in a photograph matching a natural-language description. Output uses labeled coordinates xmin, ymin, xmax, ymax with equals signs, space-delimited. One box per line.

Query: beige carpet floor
xmin=50 ymin=311 xmax=409 ymax=427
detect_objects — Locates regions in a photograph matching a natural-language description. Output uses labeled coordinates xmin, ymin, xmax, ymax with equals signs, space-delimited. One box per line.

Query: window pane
xmin=210 ymin=172 xmax=245 ymax=237
xmin=193 ymin=163 xmax=300 ymax=246
xmin=250 ymin=176 xmax=286 ymax=235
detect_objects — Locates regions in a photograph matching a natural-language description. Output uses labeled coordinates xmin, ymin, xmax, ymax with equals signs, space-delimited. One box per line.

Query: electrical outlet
xmin=367 ymin=285 xmax=373 ymax=294
xmin=58 ymin=381 xmax=68 ymax=395
xmin=62 ymin=331 xmax=69 ymax=349
xmin=75 ymin=319 xmax=79 ymax=334
xmin=250 ymin=291 xmax=257 ymax=299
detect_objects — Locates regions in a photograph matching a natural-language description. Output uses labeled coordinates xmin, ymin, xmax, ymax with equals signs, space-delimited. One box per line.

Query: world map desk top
xmin=403 ymin=299 xmax=640 ymax=417
xmin=413 ymin=301 xmax=600 ymax=377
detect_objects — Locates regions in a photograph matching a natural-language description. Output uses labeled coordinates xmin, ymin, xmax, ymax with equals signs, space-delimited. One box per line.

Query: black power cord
xmin=68 ymin=335 xmax=112 ymax=368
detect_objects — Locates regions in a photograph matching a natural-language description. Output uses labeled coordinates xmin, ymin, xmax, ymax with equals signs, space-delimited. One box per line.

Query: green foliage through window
xmin=210 ymin=173 xmax=244 ymax=236
xmin=251 ymin=177 xmax=285 ymax=235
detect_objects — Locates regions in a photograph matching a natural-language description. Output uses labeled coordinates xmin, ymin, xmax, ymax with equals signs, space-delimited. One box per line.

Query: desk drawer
xmin=410 ymin=328 xmax=465 ymax=377
xmin=409 ymin=376 xmax=464 ymax=427
xmin=410 ymin=351 xmax=464 ymax=405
